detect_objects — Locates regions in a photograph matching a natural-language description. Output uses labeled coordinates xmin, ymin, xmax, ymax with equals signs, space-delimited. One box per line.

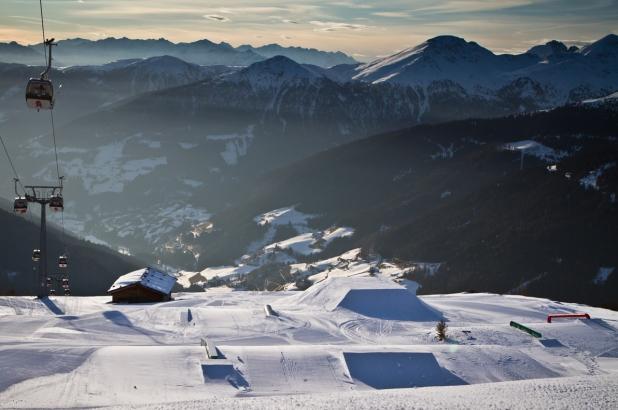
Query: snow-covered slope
xmin=0 ymin=279 xmax=616 ymax=408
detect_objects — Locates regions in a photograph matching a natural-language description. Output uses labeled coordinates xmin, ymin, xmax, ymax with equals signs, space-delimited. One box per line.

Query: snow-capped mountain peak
xmin=353 ymin=35 xmax=498 ymax=87
xmin=527 ymin=40 xmax=570 ymax=59
xmin=231 ymin=55 xmax=325 ymax=88
xmin=347 ymin=33 xmax=617 ymax=104
xmin=422 ymin=35 xmax=494 ymax=57
xmin=128 ymin=55 xmax=197 ymax=75
xmin=580 ymin=33 xmax=618 ymax=58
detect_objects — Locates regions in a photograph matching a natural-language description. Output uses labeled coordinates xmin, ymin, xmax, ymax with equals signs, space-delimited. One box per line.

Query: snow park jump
xmin=547 ymin=313 xmax=591 ymax=323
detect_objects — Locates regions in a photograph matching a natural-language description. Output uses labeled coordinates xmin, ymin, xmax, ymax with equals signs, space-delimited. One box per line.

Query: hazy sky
xmin=2 ymin=0 xmax=617 ymax=60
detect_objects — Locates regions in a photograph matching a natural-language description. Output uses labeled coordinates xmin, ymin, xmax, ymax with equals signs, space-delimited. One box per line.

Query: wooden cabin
xmin=108 ymin=267 xmax=176 ymax=303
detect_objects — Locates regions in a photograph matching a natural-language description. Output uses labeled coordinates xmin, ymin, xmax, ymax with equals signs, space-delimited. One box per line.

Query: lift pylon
xmin=17 ymin=178 xmax=64 ymax=298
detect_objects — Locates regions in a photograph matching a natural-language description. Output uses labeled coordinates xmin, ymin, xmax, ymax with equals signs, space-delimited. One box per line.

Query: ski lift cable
xmin=50 ymin=110 xmax=62 ymax=180
xmin=50 ymin=110 xmax=66 ymax=245
xmin=61 ymin=208 xmax=67 ymax=252
xmin=38 ymin=0 xmax=63 ymax=182
xmin=0 ymin=134 xmax=25 ymax=193
xmin=39 ymin=0 xmax=48 ymax=65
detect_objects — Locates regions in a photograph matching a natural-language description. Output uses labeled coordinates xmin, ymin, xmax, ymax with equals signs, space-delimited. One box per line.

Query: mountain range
xmin=0 ymin=34 xmax=616 ymax=303
xmin=0 ymin=37 xmax=357 ymax=68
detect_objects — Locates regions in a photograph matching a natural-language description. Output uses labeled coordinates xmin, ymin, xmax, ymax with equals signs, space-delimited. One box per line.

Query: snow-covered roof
xmin=108 ymin=267 xmax=177 ymax=295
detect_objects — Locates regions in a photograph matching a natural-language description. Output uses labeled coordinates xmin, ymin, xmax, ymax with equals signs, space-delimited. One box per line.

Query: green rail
xmin=510 ymin=321 xmax=542 ymax=338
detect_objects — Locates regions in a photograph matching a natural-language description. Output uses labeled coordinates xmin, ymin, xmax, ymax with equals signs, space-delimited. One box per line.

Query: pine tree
xmin=436 ymin=319 xmax=447 ymax=341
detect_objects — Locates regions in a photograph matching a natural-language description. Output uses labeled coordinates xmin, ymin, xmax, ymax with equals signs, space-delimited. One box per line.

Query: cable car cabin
xmin=32 ymin=249 xmax=41 ymax=262
xmin=13 ymin=197 xmax=28 ymax=214
xmin=26 ymin=78 xmax=54 ymax=110
xmin=58 ymin=256 xmax=68 ymax=268
xmin=49 ymin=196 xmax=63 ymax=212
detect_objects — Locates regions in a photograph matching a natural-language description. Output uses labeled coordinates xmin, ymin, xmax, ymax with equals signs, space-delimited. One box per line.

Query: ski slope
xmin=0 ymin=277 xmax=617 ymax=409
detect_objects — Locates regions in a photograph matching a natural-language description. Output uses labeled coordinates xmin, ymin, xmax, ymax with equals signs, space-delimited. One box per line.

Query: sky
xmin=1 ymin=0 xmax=617 ymax=61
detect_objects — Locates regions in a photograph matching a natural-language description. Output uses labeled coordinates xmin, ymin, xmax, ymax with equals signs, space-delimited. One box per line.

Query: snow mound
xmin=281 ymin=277 xmax=442 ymax=321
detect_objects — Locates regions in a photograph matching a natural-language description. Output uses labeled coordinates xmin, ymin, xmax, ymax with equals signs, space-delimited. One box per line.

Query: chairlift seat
xmin=26 ymin=78 xmax=54 ymax=110
xmin=32 ymin=249 xmax=41 ymax=261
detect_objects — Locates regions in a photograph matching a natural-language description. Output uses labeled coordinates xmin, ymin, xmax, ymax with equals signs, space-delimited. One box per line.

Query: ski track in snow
xmin=106 ymin=374 xmax=617 ymax=410
xmin=0 ymin=280 xmax=617 ymax=409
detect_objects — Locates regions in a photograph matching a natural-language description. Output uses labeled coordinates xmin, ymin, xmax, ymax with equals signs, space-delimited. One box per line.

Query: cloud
xmin=372 ymin=11 xmax=410 ymax=18
xmin=282 ymin=19 xmax=300 ymax=24
xmin=206 ymin=6 xmax=294 ymax=15
xmin=72 ymin=6 xmax=205 ymax=17
xmin=405 ymin=0 xmax=536 ymax=14
xmin=330 ymin=2 xmax=373 ymax=9
xmin=204 ymin=15 xmax=230 ymax=22
xmin=309 ymin=21 xmax=372 ymax=32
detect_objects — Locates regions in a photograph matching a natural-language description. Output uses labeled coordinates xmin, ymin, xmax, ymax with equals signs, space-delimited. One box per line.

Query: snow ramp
xmin=343 ymin=352 xmax=466 ymax=389
xmin=280 ymin=277 xmax=442 ymax=321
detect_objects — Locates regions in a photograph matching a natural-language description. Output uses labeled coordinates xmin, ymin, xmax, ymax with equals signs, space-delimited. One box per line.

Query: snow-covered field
xmin=0 ymin=277 xmax=617 ymax=409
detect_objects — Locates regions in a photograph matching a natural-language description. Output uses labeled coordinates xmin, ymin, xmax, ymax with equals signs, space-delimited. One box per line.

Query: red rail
xmin=547 ymin=313 xmax=590 ymax=323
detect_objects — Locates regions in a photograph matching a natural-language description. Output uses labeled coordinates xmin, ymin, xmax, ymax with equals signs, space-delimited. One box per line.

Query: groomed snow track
xmin=0 ymin=278 xmax=617 ymax=409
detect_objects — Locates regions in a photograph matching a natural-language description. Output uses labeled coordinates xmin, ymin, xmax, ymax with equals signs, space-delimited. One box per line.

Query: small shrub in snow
xmin=436 ymin=319 xmax=448 ymax=342
xmin=295 ymin=276 xmax=313 ymax=291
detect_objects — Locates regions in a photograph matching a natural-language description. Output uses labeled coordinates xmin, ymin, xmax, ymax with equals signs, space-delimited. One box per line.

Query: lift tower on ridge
xmin=16 ymin=178 xmax=64 ymax=298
